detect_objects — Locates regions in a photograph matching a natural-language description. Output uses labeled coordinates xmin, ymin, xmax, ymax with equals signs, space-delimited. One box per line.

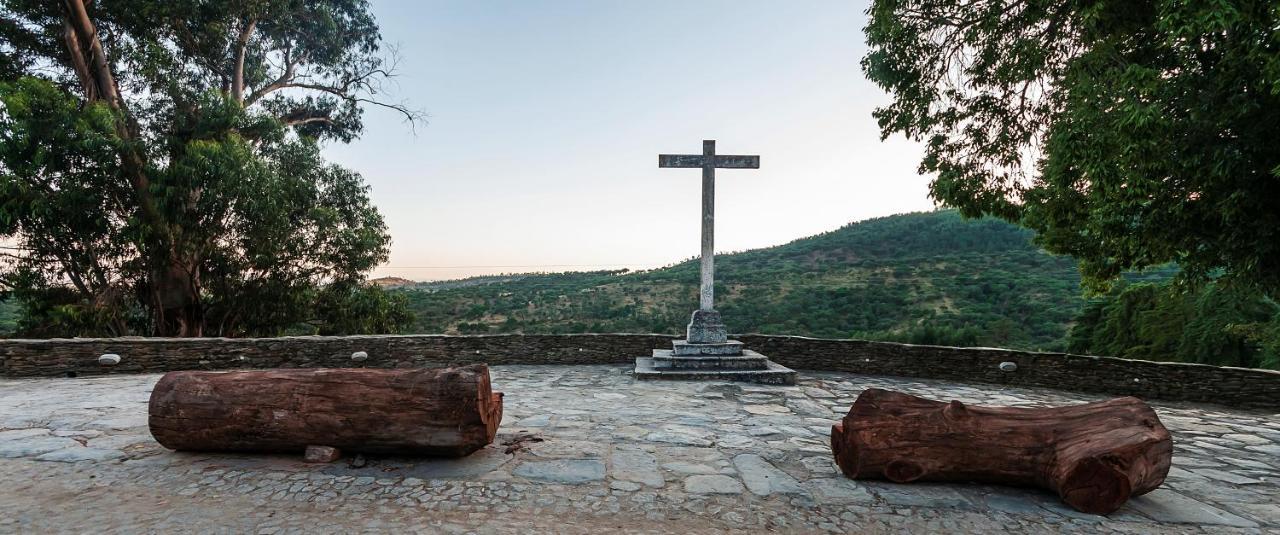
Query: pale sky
xmin=326 ymin=0 xmax=936 ymax=281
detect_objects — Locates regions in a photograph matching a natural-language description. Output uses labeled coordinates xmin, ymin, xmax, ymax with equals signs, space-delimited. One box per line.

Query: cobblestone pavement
xmin=1 ymin=365 xmax=1278 ymax=534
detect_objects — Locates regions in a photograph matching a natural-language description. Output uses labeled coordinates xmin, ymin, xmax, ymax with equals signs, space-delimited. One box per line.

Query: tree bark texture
xmin=830 ymin=388 xmax=1172 ymax=515
xmin=149 ymin=364 xmax=503 ymax=457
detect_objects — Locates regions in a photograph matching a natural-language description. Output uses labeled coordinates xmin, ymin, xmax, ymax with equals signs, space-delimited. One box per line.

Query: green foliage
xmin=309 ymin=282 xmax=414 ymax=336
xmin=7 ymin=286 xmax=146 ymax=338
xmin=398 ymin=211 xmax=1114 ymax=351
xmin=1227 ymin=317 xmax=1280 ymax=370
xmin=0 ymin=1 xmax=415 ymax=336
xmin=0 ymin=298 xmax=16 ymax=335
xmin=880 ymin=324 xmax=983 ymax=347
xmin=864 ymin=0 xmax=1280 ymax=294
xmin=1068 ymin=281 xmax=1279 ymax=369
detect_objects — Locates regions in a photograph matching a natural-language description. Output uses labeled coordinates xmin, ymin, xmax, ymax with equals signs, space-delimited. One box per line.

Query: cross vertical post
xmin=700 ymin=140 xmax=716 ymax=311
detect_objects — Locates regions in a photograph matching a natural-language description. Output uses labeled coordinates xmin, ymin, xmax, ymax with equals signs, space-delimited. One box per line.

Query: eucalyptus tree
xmin=863 ymin=0 xmax=1280 ymax=294
xmin=0 ymin=0 xmax=418 ymax=336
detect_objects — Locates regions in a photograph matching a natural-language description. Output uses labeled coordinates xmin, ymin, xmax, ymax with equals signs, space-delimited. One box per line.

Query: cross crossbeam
xmin=658 ymin=154 xmax=760 ymax=169
xmin=658 ymin=140 xmax=760 ymax=312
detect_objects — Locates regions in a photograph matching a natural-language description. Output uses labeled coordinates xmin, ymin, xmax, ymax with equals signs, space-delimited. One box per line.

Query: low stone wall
xmin=0 ymin=334 xmax=669 ymax=378
xmin=2 ymin=333 xmax=1277 ymax=410
xmin=738 ymin=335 xmax=1280 ymax=410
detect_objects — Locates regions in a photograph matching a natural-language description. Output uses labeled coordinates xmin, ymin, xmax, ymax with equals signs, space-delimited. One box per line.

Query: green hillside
xmin=402 ymin=210 xmax=1159 ymax=351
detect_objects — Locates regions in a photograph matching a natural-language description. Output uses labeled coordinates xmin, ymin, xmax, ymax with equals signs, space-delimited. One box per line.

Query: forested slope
xmin=401 ymin=211 xmax=1132 ymax=350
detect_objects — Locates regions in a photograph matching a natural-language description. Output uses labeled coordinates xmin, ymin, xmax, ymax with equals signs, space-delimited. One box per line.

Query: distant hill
xmin=399 ymin=210 xmax=1169 ymax=351
xmin=370 ymin=276 xmax=419 ymax=289
xmin=415 ymin=275 xmax=533 ymax=292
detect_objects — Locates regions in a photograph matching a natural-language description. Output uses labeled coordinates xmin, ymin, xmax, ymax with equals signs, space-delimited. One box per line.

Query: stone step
xmin=634 ymin=357 xmax=797 ymax=385
xmin=672 ymin=340 xmax=744 ymax=356
xmin=652 ymin=349 xmax=768 ymax=370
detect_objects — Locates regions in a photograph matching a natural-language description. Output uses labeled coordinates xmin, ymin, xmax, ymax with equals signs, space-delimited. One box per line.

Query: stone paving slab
xmin=1 ymin=365 xmax=1278 ymax=533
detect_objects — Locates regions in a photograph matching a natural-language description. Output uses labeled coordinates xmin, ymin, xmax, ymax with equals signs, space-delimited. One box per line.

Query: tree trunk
xmin=151 ymin=258 xmax=202 ymax=337
xmin=830 ymin=388 xmax=1172 ymax=515
xmin=231 ymin=18 xmax=256 ymax=103
xmin=148 ymin=365 xmax=504 ymax=457
xmin=63 ymin=0 xmax=190 ymax=337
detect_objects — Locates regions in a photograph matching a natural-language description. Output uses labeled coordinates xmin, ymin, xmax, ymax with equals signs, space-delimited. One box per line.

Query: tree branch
xmin=355 ymin=97 xmax=425 ymax=127
xmin=278 ymin=111 xmax=334 ymax=127
xmin=244 ymin=45 xmax=299 ymax=106
xmin=231 ymin=18 xmax=257 ymax=104
xmin=61 ymin=19 xmax=97 ymax=102
xmin=248 ymin=47 xmax=426 ymax=131
xmin=62 ymin=0 xmax=121 ymax=108
xmin=59 ymin=0 xmax=169 ymax=245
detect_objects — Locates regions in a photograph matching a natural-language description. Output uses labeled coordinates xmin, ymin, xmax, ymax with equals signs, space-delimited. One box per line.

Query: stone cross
xmin=659 ymin=140 xmax=759 ymax=343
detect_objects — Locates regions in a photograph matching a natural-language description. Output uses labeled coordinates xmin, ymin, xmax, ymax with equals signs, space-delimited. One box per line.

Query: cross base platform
xmin=634 ymin=356 xmax=797 ymax=385
xmin=653 ymin=348 xmax=769 ymax=369
xmin=634 ymin=339 xmax=797 ymax=385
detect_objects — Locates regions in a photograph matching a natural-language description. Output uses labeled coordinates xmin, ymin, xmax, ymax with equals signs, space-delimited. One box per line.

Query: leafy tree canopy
xmin=864 ymin=0 xmax=1280 ymax=294
xmin=0 ymin=0 xmax=417 ymax=336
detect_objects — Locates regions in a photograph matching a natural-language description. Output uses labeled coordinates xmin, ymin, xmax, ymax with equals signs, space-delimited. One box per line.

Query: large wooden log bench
xmin=830 ymin=388 xmax=1172 ymax=515
xmin=149 ymin=364 xmax=503 ymax=458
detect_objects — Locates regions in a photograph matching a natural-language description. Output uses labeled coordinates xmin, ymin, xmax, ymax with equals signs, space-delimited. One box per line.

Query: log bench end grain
xmin=149 ymin=364 xmax=503 ymax=458
xmin=831 ymin=388 xmax=1172 ymax=515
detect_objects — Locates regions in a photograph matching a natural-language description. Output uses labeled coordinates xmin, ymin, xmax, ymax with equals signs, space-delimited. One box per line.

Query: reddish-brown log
xmin=831 ymin=388 xmax=1172 ymax=515
xmin=149 ymin=364 xmax=503 ymax=457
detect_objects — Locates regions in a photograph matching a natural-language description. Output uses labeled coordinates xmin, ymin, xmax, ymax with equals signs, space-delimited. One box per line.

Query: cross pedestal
xmin=685 ymin=309 xmax=728 ymax=344
xmin=634 ymin=140 xmax=796 ymax=385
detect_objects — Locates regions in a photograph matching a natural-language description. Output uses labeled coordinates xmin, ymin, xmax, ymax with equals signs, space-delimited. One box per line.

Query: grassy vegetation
xmin=399 ymin=210 xmax=1164 ymax=351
